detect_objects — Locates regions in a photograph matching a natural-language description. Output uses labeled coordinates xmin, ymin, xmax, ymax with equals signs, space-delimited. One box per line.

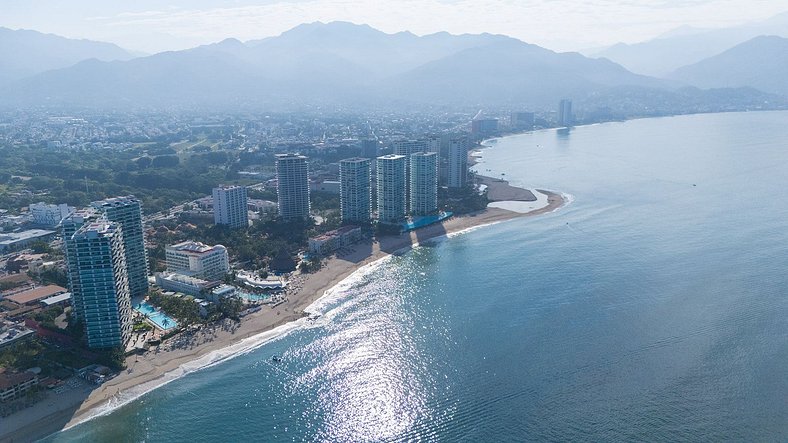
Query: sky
xmin=1 ymin=0 xmax=787 ymax=53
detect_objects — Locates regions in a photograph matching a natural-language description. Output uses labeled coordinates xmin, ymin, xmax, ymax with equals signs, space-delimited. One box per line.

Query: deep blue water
xmin=49 ymin=111 xmax=788 ymax=441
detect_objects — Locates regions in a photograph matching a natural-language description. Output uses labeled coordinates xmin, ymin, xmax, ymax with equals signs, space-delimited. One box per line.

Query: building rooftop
xmin=60 ymin=208 xmax=98 ymax=225
xmin=40 ymin=293 xmax=72 ymax=306
xmin=276 ymin=153 xmax=308 ymax=160
xmin=0 ymin=229 xmax=56 ymax=244
xmin=5 ymin=285 xmax=68 ymax=305
xmin=74 ymin=220 xmax=118 ymax=238
xmin=312 ymin=225 xmax=361 ymax=241
xmin=341 ymin=157 xmax=371 ymax=164
xmin=156 ymin=272 xmax=212 ymax=286
xmin=168 ymin=241 xmax=226 ymax=254
xmin=91 ymin=195 xmax=139 ymax=209
xmin=0 ymin=371 xmax=36 ymax=390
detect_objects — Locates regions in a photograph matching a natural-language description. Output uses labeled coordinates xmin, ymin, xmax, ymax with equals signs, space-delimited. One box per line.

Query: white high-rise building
xmin=29 ymin=203 xmax=74 ymax=228
xmin=339 ymin=158 xmax=372 ymax=224
xmin=393 ymin=139 xmax=428 ymax=212
xmin=276 ymin=154 xmax=311 ymax=219
xmin=425 ymin=135 xmax=444 ymax=156
xmin=392 ymin=139 xmax=427 ymax=157
xmin=447 ymin=136 xmax=469 ymax=189
xmin=213 ymin=185 xmax=249 ymax=228
xmin=376 ymin=155 xmax=407 ymax=223
xmin=361 ymin=139 xmax=380 ymax=159
xmin=559 ymin=99 xmax=573 ymax=127
xmin=92 ymin=196 xmax=149 ymax=298
xmin=165 ymin=241 xmax=230 ymax=281
xmin=410 ymin=152 xmax=438 ymax=216
xmin=64 ymin=219 xmax=132 ymax=349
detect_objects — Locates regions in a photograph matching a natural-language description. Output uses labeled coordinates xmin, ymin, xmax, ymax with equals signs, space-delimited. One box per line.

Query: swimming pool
xmin=135 ymin=301 xmax=178 ymax=330
xmin=402 ymin=211 xmax=453 ymax=231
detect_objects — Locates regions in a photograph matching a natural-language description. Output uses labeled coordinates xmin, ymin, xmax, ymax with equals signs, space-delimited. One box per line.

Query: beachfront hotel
xmin=91 ymin=196 xmax=149 ymax=298
xmin=376 ymin=154 xmax=407 ymax=223
xmin=275 ymin=153 xmax=311 ymax=219
xmin=213 ymin=185 xmax=249 ymax=228
xmin=64 ymin=220 xmax=133 ymax=349
xmin=410 ymin=152 xmax=438 ymax=216
xmin=339 ymin=157 xmax=372 ymax=224
xmin=447 ymin=135 xmax=470 ymax=189
xmin=165 ymin=241 xmax=230 ymax=281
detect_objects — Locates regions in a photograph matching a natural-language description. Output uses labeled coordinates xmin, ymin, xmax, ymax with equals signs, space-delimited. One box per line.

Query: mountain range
xmin=669 ymin=36 xmax=788 ymax=97
xmin=0 ymin=27 xmax=134 ymax=84
xmin=0 ymin=22 xmax=672 ymax=110
xmin=0 ymin=20 xmax=786 ymax=112
xmin=592 ymin=12 xmax=788 ymax=77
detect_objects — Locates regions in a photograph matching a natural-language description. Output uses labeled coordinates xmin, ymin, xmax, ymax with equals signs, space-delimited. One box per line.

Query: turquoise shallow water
xmin=134 ymin=302 xmax=177 ymax=331
xmin=49 ymin=111 xmax=788 ymax=441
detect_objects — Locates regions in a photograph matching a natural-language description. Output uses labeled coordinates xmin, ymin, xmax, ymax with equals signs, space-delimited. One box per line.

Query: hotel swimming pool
xmin=135 ymin=301 xmax=178 ymax=331
xmin=402 ymin=211 xmax=453 ymax=232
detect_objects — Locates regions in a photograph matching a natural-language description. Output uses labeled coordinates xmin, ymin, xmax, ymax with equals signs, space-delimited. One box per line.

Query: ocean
xmin=48 ymin=111 xmax=788 ymax=441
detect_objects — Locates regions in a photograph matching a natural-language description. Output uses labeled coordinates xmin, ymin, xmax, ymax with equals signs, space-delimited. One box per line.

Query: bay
xmin=49 ymin=111 xmax=788 ymax=442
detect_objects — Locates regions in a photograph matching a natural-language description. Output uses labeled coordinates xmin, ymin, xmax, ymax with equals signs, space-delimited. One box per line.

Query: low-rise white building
xmin=0 ymin=321 xmax=35 ymax=350
xmin=29 ymin=203 xmax=74 ymax=228
xmin=165 ymin=241 xmax=230 ymax=281
xmin=308 ymin=225 xmax=363 ymax=256
xmin=154 ymin=272 xmax=219 ymax=298
xmin=247 ymin=199 xmax=277 ymax=214
xmin=235 ymin=271 xmax=287 ymax=290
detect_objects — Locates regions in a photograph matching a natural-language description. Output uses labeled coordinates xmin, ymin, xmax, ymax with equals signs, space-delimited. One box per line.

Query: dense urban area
xmin=0 ymin=105 xmax=556 ymax=417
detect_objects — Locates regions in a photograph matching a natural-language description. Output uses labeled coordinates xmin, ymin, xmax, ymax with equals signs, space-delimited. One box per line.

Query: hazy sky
xmin=1 ymin=0 xmax=786 ymax=53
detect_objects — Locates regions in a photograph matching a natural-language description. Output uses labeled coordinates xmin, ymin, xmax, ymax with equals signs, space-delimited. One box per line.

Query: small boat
xmin=271 ymin=355 xmax=283 ymax=363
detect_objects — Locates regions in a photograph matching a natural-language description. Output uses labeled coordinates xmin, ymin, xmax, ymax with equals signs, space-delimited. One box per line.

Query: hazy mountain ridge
xmin=384 ymin=39 xmax=672 ymax=107
xmin=668 ymin=36 xmax=788 ymax=96
xmin=0 ymin=27 xmax=135 ymax=84
xmin=1 ymin=21 xmax=784 ymax=112
xmin=593 ymin=12 xmax=788 ymax=77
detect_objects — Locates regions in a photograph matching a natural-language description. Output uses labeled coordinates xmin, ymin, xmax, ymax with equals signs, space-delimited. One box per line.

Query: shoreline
xmin=2 ymin=190 xmax=567 ymax=443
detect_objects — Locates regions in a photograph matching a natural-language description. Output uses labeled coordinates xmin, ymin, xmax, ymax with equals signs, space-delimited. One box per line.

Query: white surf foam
xmin=66 ymin=318 xmax=307 ymax=430
xmin=66 ymin=255 xmax=398 ymax=430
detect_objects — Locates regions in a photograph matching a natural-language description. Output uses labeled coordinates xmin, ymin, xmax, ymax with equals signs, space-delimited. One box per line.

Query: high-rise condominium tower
xmin=339 ymin=157 xmax=372 ymax=224
xmin=65 ymin=220 xmax=132 ymax=349
xmin=92 ymin=196 xmax=149 ymax=298
xmin=393 ymin=139 xmax=427 ymax=212
xmin=410 ymin=152 xmax=438 ymax=216
xmin=376 ymin=154 xmax=407 ymax=223
xmin=447 ymin=136 xmax=469 ymax=189
xmin=275 ymin=154 xmax=311 ymax=219
xmin=213 ymin=185 xmax=249 ymax=228
xmin=558 ymin=99 xmax=573 ymax=127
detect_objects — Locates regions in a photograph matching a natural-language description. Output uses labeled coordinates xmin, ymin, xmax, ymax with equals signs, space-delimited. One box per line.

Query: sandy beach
xmin=1 ymin=189 xmax=566 ymax=443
